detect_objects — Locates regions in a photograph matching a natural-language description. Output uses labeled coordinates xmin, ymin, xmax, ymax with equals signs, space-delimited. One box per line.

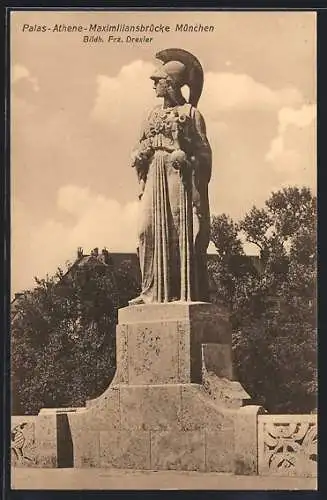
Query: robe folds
xmin=132 ymin=102 xmax=212 ymax=304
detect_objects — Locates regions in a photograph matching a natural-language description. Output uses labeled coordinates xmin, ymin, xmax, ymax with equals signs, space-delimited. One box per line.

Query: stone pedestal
xmin=31 ymin=302 xmax=251 ymax=471
xmin=116 ymin=302 xmax=233 ymax=385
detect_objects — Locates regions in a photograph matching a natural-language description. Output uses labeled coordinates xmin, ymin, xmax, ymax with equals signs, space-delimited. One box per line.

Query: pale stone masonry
xmin=64 ymin=302 xmax=250 ymax=471
xmin=14 ymin=302 xmax=253 ymax=472
xmin=11 ymin=303 xmax=317 ymax=476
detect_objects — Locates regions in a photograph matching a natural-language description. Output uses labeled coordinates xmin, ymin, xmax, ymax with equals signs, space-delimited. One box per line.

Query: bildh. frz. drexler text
xmin=21 ymin=23 xmax=215 ymax=33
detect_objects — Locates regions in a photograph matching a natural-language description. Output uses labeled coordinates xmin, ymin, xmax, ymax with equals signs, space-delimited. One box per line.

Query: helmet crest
xmin=152 ymin=48 xmax=204 ymax=107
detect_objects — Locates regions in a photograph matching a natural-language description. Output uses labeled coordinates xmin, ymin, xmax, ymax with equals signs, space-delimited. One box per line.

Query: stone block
xmin=206 ymin=428 xmax=235 ymax=472
xmin=34 ymin=412 xmax=57 ymax=468
xmin=36 ymin=451 xmax=57 ymax=468
xmin=120 ymin=384 xmax=181 ymax=430
xmin=85 ymin=386 xmax=120 ymax=430
xmin=177 ymin=320 xmax=191 ymax=383
xmin=35 ymin=412 xmax=57 ymax=442
xmin=234 ymin=405 xmax=266 ymax=475
xmin=116 ymin=324 xmax=129 ymax=383
xmin=151 ymin=429 xmax=206 ymax=471
xmin=180 ymin=384 xmax=234 ymax=431
xmin=192 ymin=307 xmax=232 ymax=344
xmin=202 ymin=343 xmax=233 ymax=379
xmin=71 ymin=430 xmax=100 ymax=468
xmin=68 ymin=386 xmax=120 ymax=431
xmin=127 ymin=321 xmax=179 ymax=384
xmin=119 ymin=302 xmax=231 ymax=329
xmin=100 ymin=430 xmax=151 ymax=469
xmin=119 ymin=302 xmax=210 ymax=323
xmin=202 ymin=372 xmax=251 ymax=409
xmin=118 ymin=303 xmax=233 ymax=386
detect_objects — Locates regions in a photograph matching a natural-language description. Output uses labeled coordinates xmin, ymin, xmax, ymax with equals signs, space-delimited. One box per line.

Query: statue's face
xmin=152 ymin=77 xmax=170 ymax=98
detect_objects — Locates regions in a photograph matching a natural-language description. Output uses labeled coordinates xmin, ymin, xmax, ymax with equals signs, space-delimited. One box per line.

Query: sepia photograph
xmin=10 ymin=9 xmax=317 ymax=490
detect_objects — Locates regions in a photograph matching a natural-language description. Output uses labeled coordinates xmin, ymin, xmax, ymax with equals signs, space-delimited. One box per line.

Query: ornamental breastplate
xmin=144 ymin=104 xmax=193 ymax=153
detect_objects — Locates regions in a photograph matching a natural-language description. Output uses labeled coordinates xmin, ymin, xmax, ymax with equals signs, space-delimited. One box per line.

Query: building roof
xmin=11 ymin=249 xmax=262 ymax=305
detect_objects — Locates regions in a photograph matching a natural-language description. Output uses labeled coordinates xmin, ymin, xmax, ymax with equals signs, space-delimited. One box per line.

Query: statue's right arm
xmin=130 ymin=108 xmax=156 ymax=182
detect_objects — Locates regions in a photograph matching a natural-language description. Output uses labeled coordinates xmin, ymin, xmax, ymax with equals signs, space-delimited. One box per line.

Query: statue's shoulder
xmin=179 ymin=103 xmax=203 ymax=121
xmin=178 ymin=103 xmax=193 ymax=116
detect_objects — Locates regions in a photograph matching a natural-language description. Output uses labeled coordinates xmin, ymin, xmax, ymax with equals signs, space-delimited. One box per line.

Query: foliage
xmin=11 ymin=259 xmax=140 ymax=415
xmin=210 ymin=187 xmax=317 ymax=413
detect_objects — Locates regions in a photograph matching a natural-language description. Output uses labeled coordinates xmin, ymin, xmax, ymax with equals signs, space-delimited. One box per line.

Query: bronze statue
xmin=129 ymin=48 xmax=212 ymax=304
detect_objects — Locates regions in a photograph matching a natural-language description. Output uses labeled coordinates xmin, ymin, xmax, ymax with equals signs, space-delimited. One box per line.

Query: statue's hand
xmin=170 ymin=149 xmax=187 ymax=170
xmin=131 ymin=145 xmax=154 ymax=177
xmin=138 ymin=180 xmax=145 ymax=200
xmin=131 ymin=151 xmax=140 ymax=168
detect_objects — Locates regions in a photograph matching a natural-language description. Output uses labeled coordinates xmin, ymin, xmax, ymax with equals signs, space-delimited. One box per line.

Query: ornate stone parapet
xmin=258 ymin=414 xmax=317 ymax=477
xmin=11 ymin=416 xmax=37 ymax=467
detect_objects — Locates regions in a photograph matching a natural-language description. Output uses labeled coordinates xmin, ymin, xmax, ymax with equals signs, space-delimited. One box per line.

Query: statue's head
xmin=150 ymin=60 xmax=187 ymax=99
xmin=150 ymin=49 xmax=204 ymax=107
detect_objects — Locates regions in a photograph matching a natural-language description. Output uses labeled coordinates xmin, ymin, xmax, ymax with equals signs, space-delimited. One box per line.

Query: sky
xmin=10 ymin=10 xmax=317 ymax=294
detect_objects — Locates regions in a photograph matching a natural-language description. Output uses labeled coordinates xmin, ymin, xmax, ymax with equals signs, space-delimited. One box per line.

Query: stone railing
xmin=11 ymin=416 xmax=37 ymax=467
xmin=11 ymin=410 xmax=318 ymax=476
xmin=258 ymin=414 xmax=317 ymax=477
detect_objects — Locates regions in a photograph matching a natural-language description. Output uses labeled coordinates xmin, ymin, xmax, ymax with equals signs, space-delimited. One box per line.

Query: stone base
xmin=21 ymin=303 xmax=251 ymax=472
xmin=39 ymin=383 xmax=237 ymax=471
xmin=115 ymin=302 xmax=234 ymax=385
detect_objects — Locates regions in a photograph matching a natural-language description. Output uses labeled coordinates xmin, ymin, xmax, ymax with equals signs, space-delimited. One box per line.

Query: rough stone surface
xmin=118 ymin=302 xmax=216 ymax=324
xmin=13 ymin=303 xmax=251 ymax=474
xmin=151 ymin=430 xmax=206 ymax=471
xmin=127 ymin=321 xmax=180 ymax=384
xmin=202 ymin=371 xmax=251 ymax=409
xmin=100 ymin=431 xmax=151 ymax=469
xmin=71 ymin=430 xmax=100 ymax=468
xmin=34 ymin=413 xmax=58 ymax=468
xmin=202 ymin=343 xmax=233 ymax=379
xmin=120 ymin=384 xmax=181 ymax=431
xmin=82 ymin=386 xmax=121 ymax=431
xmin=11 ymin=467 xmax=318 ymax=490
xmin=177 ymin=320 xmax=191 ymax=383
xmin=206 ymin=429 xmax=235 ymax=472
xmin=117 ymin=303 xmax=233 ymax=386
xmin=180 ymin=384 xmax=234 ymax=431
xmin=234 ymin=405 xmax=266 ymax=475
xmin=69 ymin=387 xmax=120 ymax=431
xmin=115 ymin=324 xmax=129 ymax=384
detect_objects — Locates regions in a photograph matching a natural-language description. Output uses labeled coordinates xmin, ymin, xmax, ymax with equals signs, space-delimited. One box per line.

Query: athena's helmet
xmin=150 ymin=48 xmax=204 ymax=107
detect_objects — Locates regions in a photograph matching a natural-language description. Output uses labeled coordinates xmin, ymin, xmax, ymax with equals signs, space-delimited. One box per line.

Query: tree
xmin=210 ymin=187 xmax=317 ymax=413
xmin=11 ymin=257 xmax=140 ymax=415
xmin=208 ymin=214 xmax=245 ymax=308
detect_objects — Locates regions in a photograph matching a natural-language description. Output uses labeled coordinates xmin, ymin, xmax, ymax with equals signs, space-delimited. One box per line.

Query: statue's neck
xmin=163 ymin=89 xmax=186 ymax=108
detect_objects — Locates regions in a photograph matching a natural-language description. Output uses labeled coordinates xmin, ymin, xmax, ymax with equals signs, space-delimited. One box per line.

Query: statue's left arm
xmin=191 ymin=108 xmax=212 ymax=185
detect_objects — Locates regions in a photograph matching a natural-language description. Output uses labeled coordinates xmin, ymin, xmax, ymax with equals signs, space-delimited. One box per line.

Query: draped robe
xmin=132 ymin=102 xmax=212 ymax=304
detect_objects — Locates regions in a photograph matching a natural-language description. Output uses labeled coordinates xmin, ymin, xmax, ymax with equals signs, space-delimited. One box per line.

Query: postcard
xmin=10 ymin=9 xmax=317 ymax=490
